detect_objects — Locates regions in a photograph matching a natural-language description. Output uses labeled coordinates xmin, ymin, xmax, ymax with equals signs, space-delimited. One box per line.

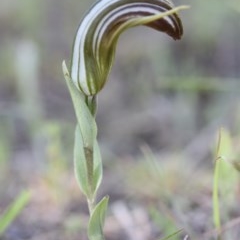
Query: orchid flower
xmin=70 ymin=0 xmax=186 ymax=96
xmin=63 ymin=1 xmax=187 ymax=239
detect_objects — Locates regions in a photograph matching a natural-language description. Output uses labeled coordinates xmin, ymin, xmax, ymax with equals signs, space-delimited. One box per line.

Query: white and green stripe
xmin=71 ymin=0 xmax=183 ymax=96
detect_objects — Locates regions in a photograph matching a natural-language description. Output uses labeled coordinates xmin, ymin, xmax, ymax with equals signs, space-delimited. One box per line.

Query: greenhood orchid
xmin=70 ymin=0 xmax=186 ymax=96
xmin=63 ymin=1 xmax=187 ymax=239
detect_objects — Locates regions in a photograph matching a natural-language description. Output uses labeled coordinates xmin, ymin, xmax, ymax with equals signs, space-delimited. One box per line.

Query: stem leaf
xmin=93 ymin=141 xmax=103 ymax=196
xmin=74 ymin=125 xmax=90 ymax=197
xmin=62 ymin=61 xmax=97 ymax=150
xmin=88 ymin=196 xmax=109 ymax=240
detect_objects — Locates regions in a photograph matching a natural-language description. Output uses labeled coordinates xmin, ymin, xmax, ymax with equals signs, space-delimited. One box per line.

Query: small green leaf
xmin=74 ymin=125 xmax=89 ymax=197
xmin=62 ymin=61 xmax=97 ymax=150
xmin=74 ymin=125 xmax=102 ymax=198
xmin=88 ymin=196 xmax=109 ymax=240
xmin=93 ymin=140 xmax=103 ymax=196
xmin=0 ymin=190 xmax=31 ymax=235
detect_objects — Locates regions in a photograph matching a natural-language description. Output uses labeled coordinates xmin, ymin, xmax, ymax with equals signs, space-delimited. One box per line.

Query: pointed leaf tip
xmin=88 ymin=196 xmax=109 ymax=240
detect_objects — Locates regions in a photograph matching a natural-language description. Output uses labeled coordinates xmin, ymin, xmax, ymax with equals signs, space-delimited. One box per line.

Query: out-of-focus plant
xmin=0 ymin=190 xmax=31 ymax=236
xmin=0 ymin=126 xmax=10 ymax=171
xmin=43 ymin=122 xmax=69 ymax=203
xmin=14 ymin=40 xmax=44 ymax=162
xmin=213 ymin=128 xmax=239 ymax=239
xmin=62 ymin=0 xmax=188 ymax=239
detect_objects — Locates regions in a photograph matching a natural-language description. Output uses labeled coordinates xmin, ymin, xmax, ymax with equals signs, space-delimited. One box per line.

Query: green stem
xmin=87 ymin=198 xmax=95 ymax=216
xmin=85 ymin=95 xmax=97 ymax=116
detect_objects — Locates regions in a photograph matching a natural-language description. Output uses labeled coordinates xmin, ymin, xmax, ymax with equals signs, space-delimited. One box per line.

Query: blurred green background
xmin=0 ymin=0 xmax=240 ymax=239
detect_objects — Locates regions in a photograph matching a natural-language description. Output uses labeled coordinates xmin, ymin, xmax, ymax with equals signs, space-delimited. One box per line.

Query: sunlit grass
xmin=0 ymin=191 xmax=31 ymax=236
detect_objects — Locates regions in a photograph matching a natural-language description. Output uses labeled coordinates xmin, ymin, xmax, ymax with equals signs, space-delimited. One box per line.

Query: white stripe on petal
xmin=70 ymin=0 xmax=182 ymax=95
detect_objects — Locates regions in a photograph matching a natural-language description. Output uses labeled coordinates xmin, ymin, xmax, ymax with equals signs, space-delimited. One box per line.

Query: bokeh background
xmin=0 ymin=0 xmax=240 ymax=239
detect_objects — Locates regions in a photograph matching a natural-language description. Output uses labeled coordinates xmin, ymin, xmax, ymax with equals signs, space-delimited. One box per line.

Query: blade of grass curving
xmin=159 ymin=228 xmax=183 ymax=240
xmin=0 ymin=190 xmax=31 ymax=235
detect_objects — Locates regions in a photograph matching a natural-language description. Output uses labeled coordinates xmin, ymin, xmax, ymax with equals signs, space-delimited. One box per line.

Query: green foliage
xmin=1 ymin=0 xmax=240 ymax=238
xmin=150 ymin=206 xmax=182 ymax=240
xmin=0 ymin=121 xmax=12 ymax=171
xmin=88 ymin=197 xmax=109 ymax=240
xmin=213 ymin=151 xmax=221 ymax=231
xmin=63 ymin=61 xmax=97 ymax=151
xmin=0 ymin=191 xmax=31 ymax=236
xmin=63 ymin=61 xmax=102 ymax=201
xmin=74 ymin=126 xmax=102 ymax=199
xmin=215 ymin=128 xmax=238 ymax=194
xmin=160 ymin=229 xmax=183 ymax=240
xmin=43 ymin=121 xmax=70 ymax=202
xmin=213 ymin=128 xmax=239 ymax=237
xmin=0 ymin=133 xmax=10 ymax=168
xmin=92 ymin=140 xmax=103 ymax=199
xmin=74 ymin=124 xmax=90 ymax=197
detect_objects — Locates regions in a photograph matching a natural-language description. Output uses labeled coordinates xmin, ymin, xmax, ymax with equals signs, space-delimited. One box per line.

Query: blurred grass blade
xmin=213 ymin=128 xmax=239 ymax=239
xmin=213 ymin=156 xmax=221 ymax=231
xmin=159 ymin=228 xmax=183 ymax=240
xmin=213 ymin=128 xmax=230 ymax=233
xmin=0 ymin=190 xmax=31 ymax=235
xmin=88 ymin=196 xmax=109 ymax=240
xmin=215 ymin=128 xmax=232 ymax=161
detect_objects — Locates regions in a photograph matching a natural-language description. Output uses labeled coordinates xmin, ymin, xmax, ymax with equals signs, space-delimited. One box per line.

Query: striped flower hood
xmin=70 ymin=0 xmax=184 ymax=96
